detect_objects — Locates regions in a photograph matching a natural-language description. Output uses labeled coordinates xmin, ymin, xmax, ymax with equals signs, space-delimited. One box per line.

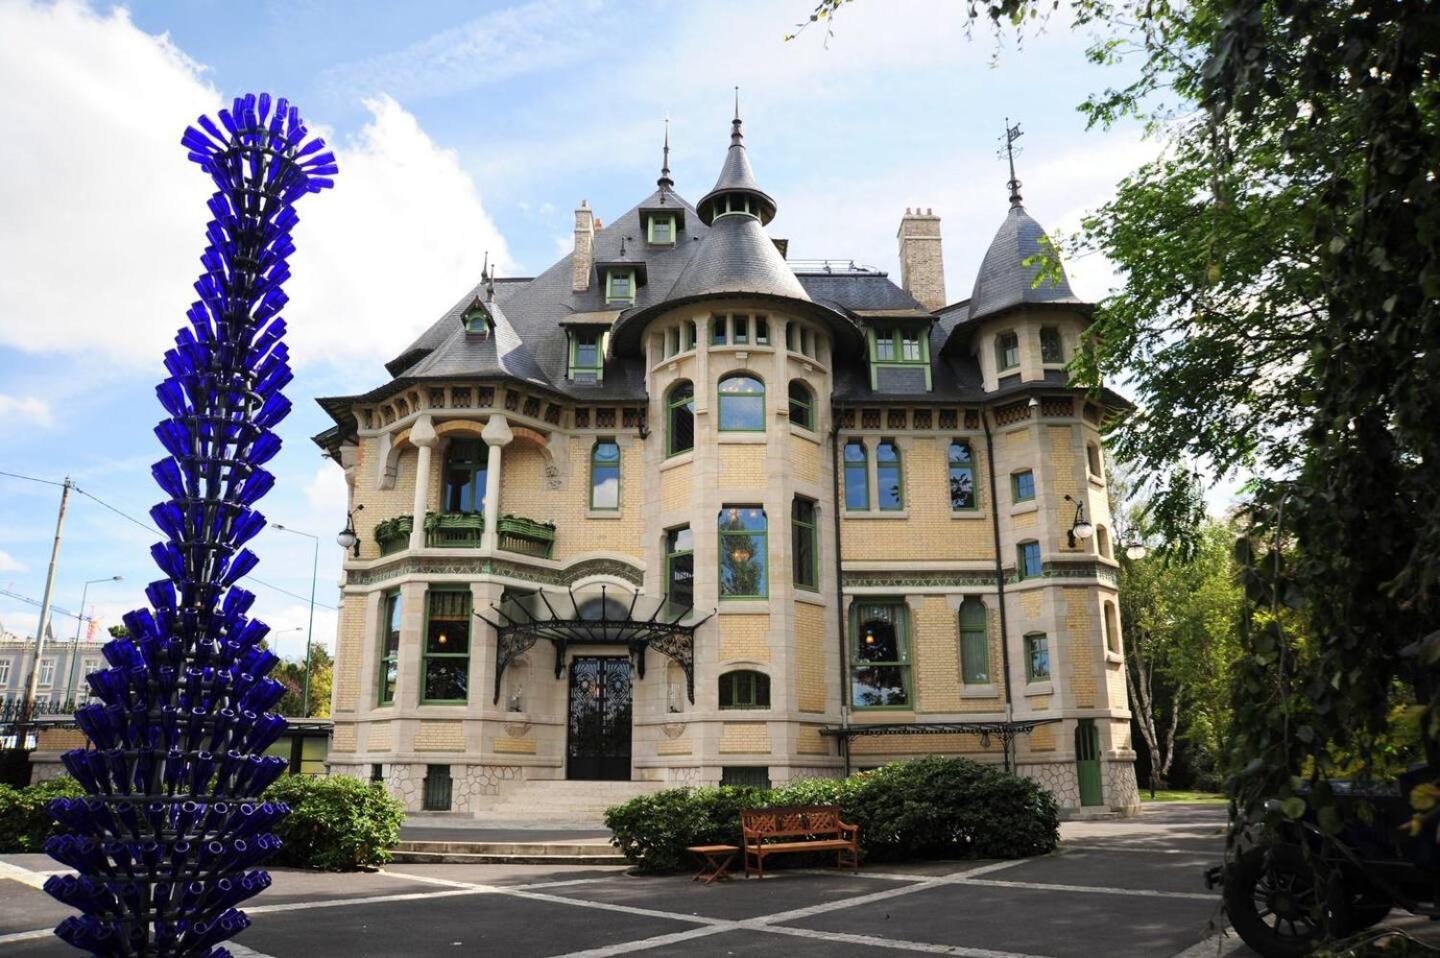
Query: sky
xmin=0 ymin=0 xmax=1162 ymax=661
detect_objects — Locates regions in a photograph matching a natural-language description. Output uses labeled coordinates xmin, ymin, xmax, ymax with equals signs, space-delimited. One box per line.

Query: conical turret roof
xmin=968 ymin=203 xmax=1084 ymax=322
xmin=696 ymin=99 xmax=777 ymax=225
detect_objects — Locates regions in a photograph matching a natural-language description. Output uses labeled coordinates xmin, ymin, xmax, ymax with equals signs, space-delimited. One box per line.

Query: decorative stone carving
xmin=662 ymin=723 xmax=686 ymax=739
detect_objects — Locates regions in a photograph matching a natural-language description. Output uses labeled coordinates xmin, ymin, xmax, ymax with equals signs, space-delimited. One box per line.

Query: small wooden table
xmin=687 ymin=844 xmax=738 ymax=884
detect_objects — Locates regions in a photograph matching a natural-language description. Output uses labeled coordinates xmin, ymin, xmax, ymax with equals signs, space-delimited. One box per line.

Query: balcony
xmin=374 ymin=516 xmax=413 ymax=555
xmin=370 ymin=511 xmax=555 ymax=560
xmin=425 ymin=511 xmax=484 ymax=548
xmin=497 ymin=515 xmax=556 ymax=559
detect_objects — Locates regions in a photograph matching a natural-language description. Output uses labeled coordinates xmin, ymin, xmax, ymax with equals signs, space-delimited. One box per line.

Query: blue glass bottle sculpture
xmin=42 ymin=92 xmax=337 ymax=958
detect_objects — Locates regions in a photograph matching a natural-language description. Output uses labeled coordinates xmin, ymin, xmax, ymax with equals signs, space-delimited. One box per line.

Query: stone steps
xmin=474 ymin=779 xmax=668 ymax=823
xmin=390 ymin=840 xmax=625 ymax=866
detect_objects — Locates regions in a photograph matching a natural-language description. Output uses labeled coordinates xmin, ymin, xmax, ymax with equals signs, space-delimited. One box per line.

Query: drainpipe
xmin=982 ymin=407 xmax=1016 ymax=774
xmin=829 ymin=419 xmax=852 ymax=777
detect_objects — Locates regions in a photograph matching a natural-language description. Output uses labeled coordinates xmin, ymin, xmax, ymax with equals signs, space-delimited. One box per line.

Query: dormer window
xmin=569 ymin=328 xmax=606 ymax=382
xmin=606 ymin=270 xmax=634 ymax=305
xmin=866 ymin=323 xmax=931 ymax=391
xmin=462 ymin=302 xmax=491 ymax=336
xmin=648 ymin=215 xmax=675 ymax=245
xmin=1040 ymin=326 xmax=1064 ymax=364
xmin=996 ymin=331 xmax=1020 ymax=372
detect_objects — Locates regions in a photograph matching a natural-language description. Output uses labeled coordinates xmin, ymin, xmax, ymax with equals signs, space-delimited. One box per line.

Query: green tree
xmin=106 ymin=625 xmax=128 ymax=639
xmin=275 ymin=645 xmax=333 ymax=718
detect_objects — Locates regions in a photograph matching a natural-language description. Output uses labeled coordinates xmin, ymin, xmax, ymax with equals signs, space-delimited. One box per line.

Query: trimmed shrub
xmin=263 ymin=774 xmax=404 ymax=871
xmin=0 ymin=776 xmax=86 ymax=852
xmin=604 ymin=757 xmax=1059 ymax=873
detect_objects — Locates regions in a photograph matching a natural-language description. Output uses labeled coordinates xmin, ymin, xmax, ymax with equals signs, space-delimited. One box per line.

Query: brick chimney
xmin=897 ymin=207 xmax=946 ymax=312
xmin=572 ymin=200 xmax=594 ymax=292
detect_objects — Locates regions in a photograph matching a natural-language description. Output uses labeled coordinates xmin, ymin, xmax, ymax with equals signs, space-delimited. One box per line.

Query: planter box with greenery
xmin=604 ymin=757 xmax=1059 ymax=874
xmin=263 ymin=774 xmax=405 ymax=870
xmin=373 ymin=515 xmax=414 ymax=555
xmin=497 ymin=514 xmax=557 ymax=559
xmin=424 ymin=510 xmax=485 ymax=547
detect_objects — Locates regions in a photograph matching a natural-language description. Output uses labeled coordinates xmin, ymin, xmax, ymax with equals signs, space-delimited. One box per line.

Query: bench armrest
xmin=839 ymin=821 xmax=860 ymax=839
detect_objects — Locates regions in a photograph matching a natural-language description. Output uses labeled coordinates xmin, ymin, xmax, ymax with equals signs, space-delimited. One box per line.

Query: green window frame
xmin=1040 ymin=326 xmax=1064 ymax=364
xmin=843 ymin=440 xmax=869 ymax=510
xmin=648 ymin=214 xmax=675 ymax=245
xmin=866 ymin=324 xmax=932 ymax=389
xmin=876 ymin=440 xmax=903 ymax=510
xmin=463 ymin=306 xmax=490 ymax=334
xmin=719 ymin=506 xmax=767 ymax=599
xmin=665 ymin=526 xmax=694 ymax=611
xmin=1025 ymin=632 xmax=1051 ymax=681
xmin=958 ymin=597 xmax=989 ymax=685
xmin=590 ymin=438 xmax=620 ymax=510
xmin=792 ymin=496 xmax=819 ymax=591
xmin=1011 ymin=469 xmax=1036 ymax=502
xmin=755 ymin=316 xmax=769 ymax=345
xmin=569 ymin=329 xmax=605 ymax=380
xmin=667 ymin=381 xmax=695 ymax=456
xmin=719 ymin=670 xmax=771 ymax=709
xmin=851 ymin=601 xmax=911 ymax=709
xmin=996 ymin=331 xmax=1020 ymax=371
xmin=378 ymin=590 xmax=402 ymax=705
xmin=948 ymin=440 xmax=976 ymax=510
xmin=787 ymin=380 xmax=813 ymax=429
xmin=605 ymin=270 xmax=635 ymax=304
xmin=717 ymin=374 xmax=766 ymax=432
xmin=1018 ymin=540 xmax=1042 ymax=579
xmin=422 ymin=589 xmax=471 ymax=703
xmin=443 ymin=438 xmax=488 ymax=513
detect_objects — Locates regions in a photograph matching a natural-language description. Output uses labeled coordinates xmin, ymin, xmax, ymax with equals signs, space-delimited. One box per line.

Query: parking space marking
xmin=759 ymin=924 xmax=1059 ymax=958
xmin=0 ymin=929 xmax=53 ymax=946
xmin=544 ymin=926 xmax=733 ymax=958
xmin=0 ymin=860 xmax=48 ymax=890
xmin=948 ymin=877 xmax=1214 ymax=901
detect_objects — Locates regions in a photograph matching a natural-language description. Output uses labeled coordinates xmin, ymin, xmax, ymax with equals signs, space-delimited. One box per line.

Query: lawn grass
xmin=1140 ymin=790 xmax=1226 ymax=804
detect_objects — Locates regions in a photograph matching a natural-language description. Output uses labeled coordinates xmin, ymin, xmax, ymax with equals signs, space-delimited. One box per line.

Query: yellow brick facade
xmin=661 ymin=461 xmax=692 ymax=512
xmin=790 ymin=433 xmax=820 ymax=484
xmin=718 ymin=444 xmax=766 ymax=488
xmin=718 ymin=613 xmax=771 ymax=663
xmin=331 ymin=724 xmax=357 ymax=752
xmin=493 ymin=736 xmax=537 ymax=755
xmin=415 ymin=720 xmax=466 ymax=751
xmin=719 ymin=722 xmax=771 ymax=754
xmin=795 ymin=601 xmax=827 ymax=713
xmin=367 ymin=721 xmax=393 ymax=752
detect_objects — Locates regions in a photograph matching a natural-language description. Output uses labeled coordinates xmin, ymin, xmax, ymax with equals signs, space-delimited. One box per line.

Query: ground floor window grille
xmin=721 ymin=766 xmax=770 ymax=789
xmin=423 ymin=764 xmax=453 ymax=811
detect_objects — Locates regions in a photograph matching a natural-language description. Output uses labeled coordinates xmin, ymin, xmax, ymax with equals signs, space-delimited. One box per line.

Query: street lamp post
xmin=273 ymin=523 xmax=319 ymax=716
xmin=63 ymin=575 xmax=122 ymax=707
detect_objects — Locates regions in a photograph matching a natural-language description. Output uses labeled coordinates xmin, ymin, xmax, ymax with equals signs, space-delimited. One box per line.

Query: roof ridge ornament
xmin=732 ymin=86 xmax=743 ymax=146
xmin=657 ymin=118 xmax=674 ymax=194
xmin=1002 ymin=117 xmax=1024 ymax=208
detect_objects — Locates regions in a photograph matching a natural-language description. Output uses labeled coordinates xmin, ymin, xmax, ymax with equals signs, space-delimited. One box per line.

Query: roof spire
xmin=1002 ymin=118 xmax=1024 ymax=208
xmin=657 ymin=118 xmax=673 ymax=193
xmin=731 ymin=86 xmax=743 ymax=146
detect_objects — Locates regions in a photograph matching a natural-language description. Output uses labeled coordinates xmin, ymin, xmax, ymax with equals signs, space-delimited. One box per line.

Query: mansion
xmin=314 ymin=110 xmax=1140 ymax=816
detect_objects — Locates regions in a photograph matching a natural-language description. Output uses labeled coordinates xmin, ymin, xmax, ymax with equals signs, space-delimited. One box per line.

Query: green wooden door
xmin=1075 ymin=720 xmax=1103 ymax=807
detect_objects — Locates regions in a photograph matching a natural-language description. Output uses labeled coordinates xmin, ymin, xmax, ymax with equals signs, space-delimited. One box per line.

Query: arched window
xmin=948 ymin=440 xmax=976 ymax=510
xmin=995 ymin=331 xmax=1020 ymax=372
xmin=958 ymin=598 xmax=989 ymax=685
xmin=788 ymin=380 xmax=814 ymax=429
xmin=1104 ymin=601 xmax=1122 ymax=655
xmin=719 ymin=670 xmax=770 ymax=709
xmin=1040 ymin=326 xmax=1064 ymax=364
xmin=578 ymin=595 xmax=630 ymax=621
xmin=719 ymin=507 xmax=767 ymax=598
xmin=718 ymin=374 xmax=765 ymax=431
xmin=667 ymin=381 xmax=695 ymax=456
xmin=843 ymin=440 xmax=869 ymax=510
xmin=443 ymin=438 xmax=488 ymax=513
xmin=590 ymin=439 xmax=620 ymax=510
xmin=876 ymin=440 xmax=903 ymax=510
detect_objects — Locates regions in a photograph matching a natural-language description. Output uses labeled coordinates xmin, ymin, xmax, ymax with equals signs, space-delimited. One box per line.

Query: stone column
xmin=408 ymin=415 xmax=437 ymax=551
xmin=479 ymin=414 xmax=514 ymax=552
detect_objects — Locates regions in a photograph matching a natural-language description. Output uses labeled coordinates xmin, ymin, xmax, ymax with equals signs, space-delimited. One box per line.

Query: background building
xmin=0 ymin=624 xmax=106 ymax=708
xmin=314 ymin=112 xmax=1139 ymax=818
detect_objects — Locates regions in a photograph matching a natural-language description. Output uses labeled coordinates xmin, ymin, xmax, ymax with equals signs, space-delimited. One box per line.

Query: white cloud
xmin=304 ymin=464 xmax=347 ymax=514
xmin=0 ymin=1 xmax=512 ymax=370
xmin=0 ymin=550 xmax=28 ymax=573
xmin=0 ymin=394 xmax=53 ymax=427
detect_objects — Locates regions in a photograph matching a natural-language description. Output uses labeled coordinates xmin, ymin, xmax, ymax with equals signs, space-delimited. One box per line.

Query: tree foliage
xmin=275 ymin=645 xmax=333 ymax=718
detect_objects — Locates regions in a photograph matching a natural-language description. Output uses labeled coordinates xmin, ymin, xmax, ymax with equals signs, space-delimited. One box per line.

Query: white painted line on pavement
xmin=0 ymin=859 xmax=49 ymax=889
xmin=0 ymin=928 xmax=54 ymax=946
xmin=949 ymin=876 xmax=1214 ymax=901
xmin=228 ymin=943 xmax=279 ymax=958
xmin=760 ymin=923 xmax=1060 ymax=958
xmin=543 ymin=925 xmax=733 ymax=958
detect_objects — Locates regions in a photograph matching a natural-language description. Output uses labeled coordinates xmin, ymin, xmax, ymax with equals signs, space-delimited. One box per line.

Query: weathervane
xmin=1001 ymin=118 xmax=1024 ymax=207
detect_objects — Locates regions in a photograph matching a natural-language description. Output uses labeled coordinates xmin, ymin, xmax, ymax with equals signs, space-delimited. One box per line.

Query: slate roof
xmin=669 ymin=214 xmax=808 ymax=302
xmin=968 ymin=203 xmax=1085 ymax=322
xmin=697 ymin=119 xmax=777 ymax=225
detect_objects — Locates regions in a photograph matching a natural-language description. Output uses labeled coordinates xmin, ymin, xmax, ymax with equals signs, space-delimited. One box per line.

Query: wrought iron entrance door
xmin=567 ymin=656 xmax=633 ymax=780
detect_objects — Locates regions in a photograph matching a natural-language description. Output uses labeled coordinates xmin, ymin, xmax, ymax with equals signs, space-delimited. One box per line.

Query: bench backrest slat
xmin=741 ymin=804 xmax=845 ymax=840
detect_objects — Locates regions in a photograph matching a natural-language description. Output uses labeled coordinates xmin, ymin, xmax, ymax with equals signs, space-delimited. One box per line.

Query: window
xmin=1040 ymin=326 xmax=1064 ymax=364
xmin=958 ymin=598 xmax=990 ymax=685
xmin=867 ymin=324 xmax=931 ymax=388
xmin=732 ymin=314 xmax=749 ymax=345
xmin=569 ymin=329 xmax=605 ymax=380
xmin=589 ymin=439 xmax=621 ymax=510
xmin=874 ymin=329 xmax=895 ymax=361
xmin=876 ymin=440 xmax=903 ymax=510
xmin=719 ymin=507 xmax=767 ymax=598
xmin=948 ymin=440 xmax=976 ymax=510
xmin=1025 ymin=633 xmax=1051 ymax=681
xmin=719 ymin=670 xmax=771 ymax=709
xmin=755 ymin=317 xmax=769 ymax=345
xmin=685 ymin=320 xmax=697 ymax=349
xmin=0 ymin=660 xmax=9 ymax=685
xmin=1011 ymin=469 xmax=1036 ymax=502
xmin=667 ymin=381 xmax=695 ymax=456
xmin=1104 ymin=602 xmax=1122 ymax=654
xmin=370 ymin=763 xmax=384 ymax=783
xmin=665 ymin=327 xmax=680 ymax=358
xmin=712 ymin=318 xmax=728 ymax=346
xmin=852 ymin=601 xmax=910 ymax=708
xmin=423 ymin=590 xmax=471 ymax=702
xmin=721 ymin=766 xmax=771 ymax=788
xmin=996 ymin=331 xmax=1020 ymax=371
xmin=665 ymin=526 xmax=694 ymax=610
xmin=1018 ymin=540 xmax=1042 ymax=579
xmin=792 ymin=497 xmax=819 ymax=591
xmin=1096 ymin=525 xmax=1112 ymax=559
xmin=649 ymin=215 xmax=674 ymax=245
xmin=443 ymin=439 xmax=488 ymax=513
xmin=717 ymin=375 xmax=765 ymax=432
xmin=39 ymin=660 xmax=55 ymax=686
xmin=785 ymin=323 xmax=797 ymax=351
xmin=422 ymin=764 xmax=452 ymax=811
xmin=463 ymin=305 xmax=490 ymax=334
xmin=605 ymin=270 xmax=634 ymax=304
xmin=800 ymin=328 xmax=814 ymax=357
xmin=715 ymin=194 xmax=756 ymax=218
xmin=1087 ymin=443 xmax=1104 ymax=478
xmin=378 ymin=591 xmax=402 ymax=705
xmin=843 ymin=440 xmax=869 ymax=510
xmin=788 ymin=380 xmax=813 ymax=429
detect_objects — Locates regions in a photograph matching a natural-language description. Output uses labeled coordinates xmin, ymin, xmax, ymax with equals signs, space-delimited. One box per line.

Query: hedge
xmin=0 ymin=777 xmax=86 ymax=852
xmin=263 ymin=774 xmax=405 ymax=871
xmin=604 ymin=757 xmax=1060 ymax=873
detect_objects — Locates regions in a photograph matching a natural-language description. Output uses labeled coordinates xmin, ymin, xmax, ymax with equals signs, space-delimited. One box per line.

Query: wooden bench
xmin=740 ymin=804 xmax=859 ymax=878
